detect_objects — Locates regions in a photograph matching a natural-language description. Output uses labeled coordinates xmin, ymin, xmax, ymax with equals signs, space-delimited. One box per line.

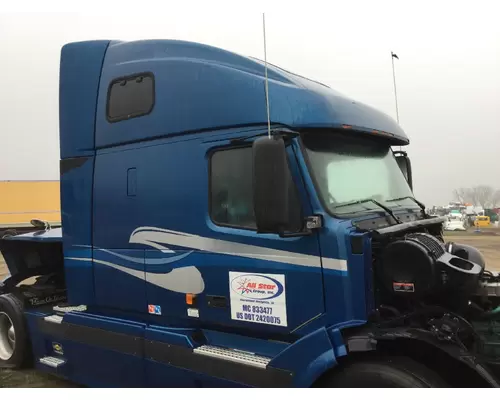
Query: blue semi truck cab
xmin=1 ymin=39 xmax=499 ymax=388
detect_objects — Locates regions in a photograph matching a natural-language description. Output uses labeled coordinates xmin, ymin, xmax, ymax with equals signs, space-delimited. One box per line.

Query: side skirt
xmin=35 ymin=315 xmax=293 ymax=387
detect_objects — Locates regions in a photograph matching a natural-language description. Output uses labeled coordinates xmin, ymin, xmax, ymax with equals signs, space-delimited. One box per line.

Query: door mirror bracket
xmin=277 ymin=215 xmax=323 ymax=238
xmin=393 ymin=150 xmax=413 ymax=190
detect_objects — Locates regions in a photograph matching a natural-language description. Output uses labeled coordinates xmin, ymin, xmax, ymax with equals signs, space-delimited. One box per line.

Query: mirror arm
xmin=277 ymin=215 xmax=323 ymax=238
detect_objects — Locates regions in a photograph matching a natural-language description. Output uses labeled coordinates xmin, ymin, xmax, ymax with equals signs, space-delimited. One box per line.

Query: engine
xmin=371 ymin=229 xmax=500 ymax=365
xmin=376 ymin=232 xmax=484 ymax=307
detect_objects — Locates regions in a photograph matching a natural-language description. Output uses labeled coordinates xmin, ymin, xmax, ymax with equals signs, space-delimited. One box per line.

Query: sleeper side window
xmin=210 ymin=146 xmax=303 ymax=231
xmin=107 ymin=73 xmax=155 ymax=122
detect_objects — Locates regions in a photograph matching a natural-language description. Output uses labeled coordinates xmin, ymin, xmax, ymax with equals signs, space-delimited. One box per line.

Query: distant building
xmin=0 ymin=180 xmax=60 ymax=229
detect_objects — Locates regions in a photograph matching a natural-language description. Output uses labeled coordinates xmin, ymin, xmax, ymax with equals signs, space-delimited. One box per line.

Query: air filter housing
xmin=378 ymin=233 xmax=483 ymax=299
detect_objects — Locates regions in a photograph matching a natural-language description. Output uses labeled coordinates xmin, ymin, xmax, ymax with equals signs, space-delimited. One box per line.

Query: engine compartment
xmin=377 ymin=232 xmax=483 ymax=308
xmin=369 ymin=220 xmax=500 ymax=364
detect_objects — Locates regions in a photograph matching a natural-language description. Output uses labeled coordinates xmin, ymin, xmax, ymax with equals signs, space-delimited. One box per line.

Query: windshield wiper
xmin=386 ymin=196 xmax=426 ymax=215
xmin=334 ymin=198 xmax=402 ymax=224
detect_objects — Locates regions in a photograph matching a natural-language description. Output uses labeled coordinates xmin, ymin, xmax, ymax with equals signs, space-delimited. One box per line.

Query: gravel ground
xmin=0 ymin=229 xmax=499 ymax=387
xmin=0 ymin=369 xmax=77 ymax=388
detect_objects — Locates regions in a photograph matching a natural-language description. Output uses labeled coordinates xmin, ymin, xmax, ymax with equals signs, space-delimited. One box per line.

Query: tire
xmin=321 ymin=355 xmax=448 ymax=388
xmin=0 ymin=293 xmax=31 ymax=369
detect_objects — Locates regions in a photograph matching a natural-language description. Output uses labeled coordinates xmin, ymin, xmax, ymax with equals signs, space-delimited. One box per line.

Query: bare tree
xmin=492 ymin=190 xmax=500 ymax=208
xmin=453 ymin=186 xmax=499 ymax=208
xmin=471 ymin=185 xmax=494 ymax=209
xmin=453 ymin=188 xmax=472 ymax=203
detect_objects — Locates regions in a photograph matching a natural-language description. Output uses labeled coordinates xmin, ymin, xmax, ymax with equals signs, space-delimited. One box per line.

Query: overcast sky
xmin=1 ymin=3 xmax=499 ymax=206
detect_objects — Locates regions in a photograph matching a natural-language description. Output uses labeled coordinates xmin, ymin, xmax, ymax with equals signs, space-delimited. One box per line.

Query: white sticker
xmin=229 ymin=272 xmax=287 ymax=327
xmin=187 ymin=308 xmax=199 ymax=318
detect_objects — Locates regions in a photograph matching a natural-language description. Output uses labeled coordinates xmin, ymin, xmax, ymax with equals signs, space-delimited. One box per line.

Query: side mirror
xmin=394 ymin=150 xmax=413 ymax=191
xmin=252 ymin=136 xmax=301 ymax=235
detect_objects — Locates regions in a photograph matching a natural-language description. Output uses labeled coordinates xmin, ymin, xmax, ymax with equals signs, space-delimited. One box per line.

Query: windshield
xmin=302 ymin=132 xmax=418 ymax=215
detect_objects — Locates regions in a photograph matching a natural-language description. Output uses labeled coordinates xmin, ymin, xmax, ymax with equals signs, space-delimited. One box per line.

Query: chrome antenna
xmin=263 ymin=13 xmax=271 ymax=139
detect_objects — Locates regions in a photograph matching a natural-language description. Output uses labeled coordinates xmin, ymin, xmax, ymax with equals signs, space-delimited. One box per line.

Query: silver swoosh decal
xmin=66 ymin=257 xmax=205 ymax=294
xmin=130 ymin=226 xmax=347 ymax=271
xmin=94 ymin=248 xmax=194 ymax=265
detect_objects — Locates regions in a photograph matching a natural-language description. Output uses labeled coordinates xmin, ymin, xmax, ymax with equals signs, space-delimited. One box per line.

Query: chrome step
xmin=39 ymin=356 xmax=66 ymax=368
xmin=44 ymin=314 xmax=63 ymax=324
xmin=53 ymin=304 xmax=87 ymax=313
xmin=193 ymin=345 xmax=270 ymax=369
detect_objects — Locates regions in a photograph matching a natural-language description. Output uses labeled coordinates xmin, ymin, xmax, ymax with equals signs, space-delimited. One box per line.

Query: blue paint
xmin=270 ymin=327 xmax=338 ymax=387
xmin=5 ymin=39 xmax=421 ymax=387
xmin=60 ymin=154 xmax=95 ymax=305
xmin=59 ymin=40 xmax=109 ymax=159
xmin=93 ymin=40 xmax=408 ymax=150
xmin=4 ymin=228 xmax=62 ymax=242
xmin=328 ymin=328 xmax=348 ymax=358
xmin=145 ymin=325 xmax=194 ymax=347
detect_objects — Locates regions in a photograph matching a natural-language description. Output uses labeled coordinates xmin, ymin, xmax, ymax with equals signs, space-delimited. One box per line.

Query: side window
xmin=211 ymin=147 xmax=256 ymax=229
xmin=107 ymin=73 xmax=155 ymax=122
xmin=210 ymin=146 xmax=303 ymax=231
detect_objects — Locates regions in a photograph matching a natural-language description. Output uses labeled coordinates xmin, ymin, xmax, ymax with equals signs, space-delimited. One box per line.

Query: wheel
xmin=320 ymin=355 xmax=448 ymax=388
xmin=0 ymin=294 xmax=31 ymax=369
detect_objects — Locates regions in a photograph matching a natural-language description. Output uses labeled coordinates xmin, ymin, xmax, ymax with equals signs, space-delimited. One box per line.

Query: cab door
xmin=194 ymin=138 xmax=325 ymax=334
